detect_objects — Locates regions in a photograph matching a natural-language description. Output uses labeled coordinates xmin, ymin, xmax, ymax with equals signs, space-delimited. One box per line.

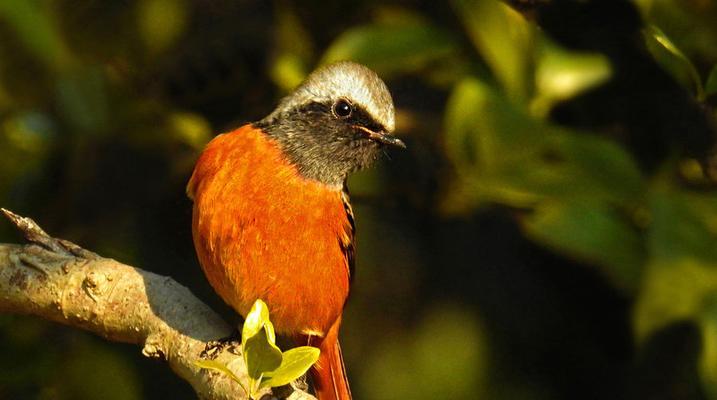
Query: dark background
xmin=1 ymin=0 xmax=717 ymax=399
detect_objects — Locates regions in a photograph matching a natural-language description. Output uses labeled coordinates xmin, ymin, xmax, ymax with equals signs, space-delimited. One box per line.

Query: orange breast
xmin=188 ymin=125 xmax=352 ymax=337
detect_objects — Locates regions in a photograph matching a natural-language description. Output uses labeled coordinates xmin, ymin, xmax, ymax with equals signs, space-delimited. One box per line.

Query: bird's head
xmin=256 ymin=61 xmax=404 ymax=188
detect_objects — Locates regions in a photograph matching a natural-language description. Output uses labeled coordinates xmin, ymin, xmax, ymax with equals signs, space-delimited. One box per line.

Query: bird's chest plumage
xmin=188 ymin=125 xmax=352 ymax=337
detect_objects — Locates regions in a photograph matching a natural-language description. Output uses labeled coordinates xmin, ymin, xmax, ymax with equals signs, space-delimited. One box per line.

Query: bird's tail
xmin=310 ymin=322 xmax=352 ymax=400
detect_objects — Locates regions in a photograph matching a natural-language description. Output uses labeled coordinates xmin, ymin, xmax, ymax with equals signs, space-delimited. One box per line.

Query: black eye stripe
xmin=299 ymin=102 xmax=330 ymax=114
xmin=296 ymin=101 xmax=385 ymax=132
xmin=348 ymin=108 xmax=385 ymax=132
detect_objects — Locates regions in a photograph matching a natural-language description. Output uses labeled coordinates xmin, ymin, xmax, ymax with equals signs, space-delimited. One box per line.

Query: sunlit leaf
xmin=244 ymin=327 xmax=283 ymax=380
xmin=260 ymin=346 xmax=320 ymax=389
xmin=271 ymin=54 xmax=308 ymax=93
xmin=532 ymin=38 xmax=612 ymax=116
xmin=453 ymin=0 xmax=533 ymax=100
xmin=523 ymin=202 xmax=644 ymax=291
xmin=195 ymin=359 xmax=249 ymax=396
xmin=443 ymin=77 xmax=490 ymax=170
xmin=441 ymin=76 xmax=536 ymax=211
xmin=634 ymin=189 xmax=717 ymax=342
xmin=634 ymin=259 xmax=717 ymax=344
xmin=322 ymin=22 xmax=459 ymax=78
xmin=643 ymin=25 xmax=704 ymax=99
xmin=443 ymin=75 xmax=541 ymax=172
xmin=242 ymin=299 xmax=272 ymax=347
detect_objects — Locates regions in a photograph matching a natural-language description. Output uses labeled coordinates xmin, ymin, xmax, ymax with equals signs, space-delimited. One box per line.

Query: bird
xmin=187 ymin=61 xmax=404 ymax=400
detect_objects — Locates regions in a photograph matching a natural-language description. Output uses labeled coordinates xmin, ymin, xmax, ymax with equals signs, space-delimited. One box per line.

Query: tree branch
xmin=0 ymin=209 xmax=314 ymax=400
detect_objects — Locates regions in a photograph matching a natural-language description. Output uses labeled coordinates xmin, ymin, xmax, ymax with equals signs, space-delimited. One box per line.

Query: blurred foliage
xmin=361 ymin=303 xmax=488 ymax=400
xmin=644 ymin=24 xmax=705 ymax=99
xmin=1 ymin=0 xmax=717 ymax=399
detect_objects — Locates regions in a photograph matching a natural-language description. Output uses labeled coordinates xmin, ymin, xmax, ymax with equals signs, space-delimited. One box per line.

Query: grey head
xmin=255 ymin=61 xmax=404 ymax=188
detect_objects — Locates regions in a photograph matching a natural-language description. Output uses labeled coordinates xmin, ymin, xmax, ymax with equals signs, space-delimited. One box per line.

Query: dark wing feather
xmin=340 ymin=190 xmax=356 ymax=284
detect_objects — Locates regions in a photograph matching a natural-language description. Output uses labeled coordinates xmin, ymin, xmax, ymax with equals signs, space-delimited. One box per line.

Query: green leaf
xmin=633 ymin=259 xmax=717 ymax=342
xmin=260 ymin=346 xmax=320 ymax=389
xmin=705 ymin=64 xmax=717 ymax=98
xmin=243 ymin=327 xmax=283 ymax=380
xmin=643 ymin=25 xmax=704 ymax=99
xmin=630 ymin=186 xmax=717 ymax=389
xmin=321 ymin=21 xmax=459 ymax=79
xmin=648 ymin=191 xmax=717 ymax=264
xmin=442 ymin=77 xmax=491 ymax=170
xmin=538 ymin=130 xmax=645 ymax=204
xmin=532 ymin=38 xmax=612 ymax=116
xmin=633 ymin=189 xmax=717 ymax=342
xmin=441 ymin=76 xmax=545 ymax=211
xmin=699 ymin=294 xmax=717 ymax=398
xmin=271 ymin=54 xmax=309 ymax=93
xmin=523 ymin=201 xmax=644 ymax=291
xmin=441 ymin=76 xmax=644 ymax=213
xmin=242 ymin=299 xmax=272 ymax=347
xmin=194 ymin=359 xmax=246 ymax=387
xmin=453 ymin=0 xmax=534 ymax=100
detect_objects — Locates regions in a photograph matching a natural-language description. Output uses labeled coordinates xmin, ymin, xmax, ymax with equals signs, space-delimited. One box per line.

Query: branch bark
xmin=0 ymin=208 xmax=314 ymax=400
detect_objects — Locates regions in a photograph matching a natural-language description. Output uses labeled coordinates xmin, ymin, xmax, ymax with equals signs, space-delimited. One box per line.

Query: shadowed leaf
xmin=523 ymin=201 xmax=644 ymax=290
xmin=706 ymin=64 xmax=717 ymax=98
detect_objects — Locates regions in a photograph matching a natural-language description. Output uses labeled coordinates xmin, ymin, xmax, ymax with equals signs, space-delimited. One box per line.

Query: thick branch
xmin=0 ymin=209 xmax=313 ymax=400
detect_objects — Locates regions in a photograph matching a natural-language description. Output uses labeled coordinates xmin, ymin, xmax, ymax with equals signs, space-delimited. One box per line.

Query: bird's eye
xmin=332 ymin=99 xmax=353 ymax=118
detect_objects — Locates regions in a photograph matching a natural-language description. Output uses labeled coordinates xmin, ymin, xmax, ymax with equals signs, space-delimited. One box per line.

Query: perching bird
xmin=187 ymin=61 xmax=403 ymax=400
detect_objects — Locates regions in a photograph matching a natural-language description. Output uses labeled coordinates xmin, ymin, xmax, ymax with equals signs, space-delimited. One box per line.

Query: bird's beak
xmin=354 ymin=125 xmax=406 ymax=148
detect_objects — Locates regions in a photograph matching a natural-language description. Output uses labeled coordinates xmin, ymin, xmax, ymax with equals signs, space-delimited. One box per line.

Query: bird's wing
xmin=340 ymin=190 xmax=356 ymax=284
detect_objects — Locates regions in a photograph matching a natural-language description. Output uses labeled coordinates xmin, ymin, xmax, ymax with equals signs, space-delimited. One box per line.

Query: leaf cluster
xmin=196 ymin=300 xmax=320 ymax=400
